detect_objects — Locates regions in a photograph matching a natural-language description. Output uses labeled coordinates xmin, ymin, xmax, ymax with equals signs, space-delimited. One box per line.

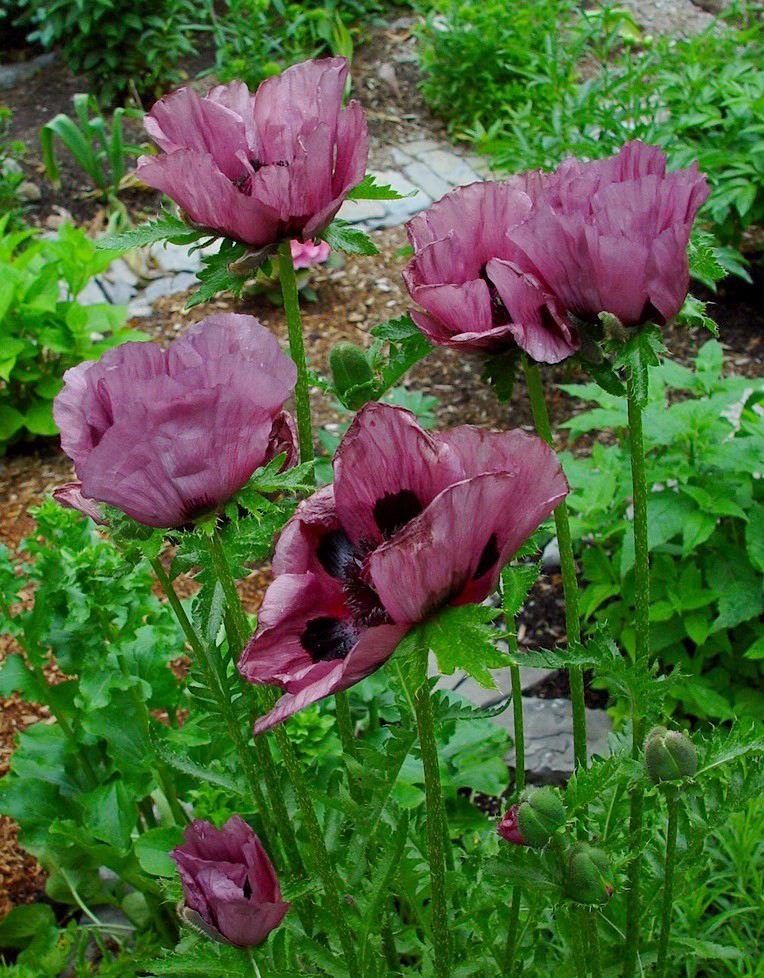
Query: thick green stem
xmin=656 ymin=791 xmax=679 ymax=978
xmin=149 ymin=557 xmax=281 ymax=862
xmin=202 ymin=534 xmax=306 ymax=879
xmin=205 ymin=532 xmax=358 ymax=971
xmin=569 ymin=907 xmax=588 ymax=978
xmin=412 ymin=678 xmax=450 ymax=978
xmin=503 ymin=887 xmax=522 ymax=974
xmin=587 ymin=911 xmax=603 ymax=978
xmin=523 ymin=359 xmax=587 ymax=770
xmin=334 ymin=690 xmax=357 ymax=759
xmin=622 ymin=367 xmax=651 ymax=978
xmin=504 ymin=626 xmax=525 ymax=973
xmin=277 ymin=239 xmax=314 ymax=471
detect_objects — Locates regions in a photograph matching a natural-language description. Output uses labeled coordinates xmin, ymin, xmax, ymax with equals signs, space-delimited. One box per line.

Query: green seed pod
xmin=565 ymin=843 xmax=614 ymax=905
xmin=645 ymin=726 xmax=698 ymax=784
xmin=329 ymin=342 xmax=375 ymax=409
xmin=516 ymin=787 xmax=566 ymax=848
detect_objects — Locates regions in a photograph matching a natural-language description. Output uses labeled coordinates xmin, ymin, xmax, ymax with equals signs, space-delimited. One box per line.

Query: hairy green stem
xmin=503 ymin=888 xmax=522 ymax=975
xmin=149 ymin=556 xmax=282 ymax=862
xmin=206 ymin=532 xmax=358 ymax=972
xmin=334 ymin=689 xmax=357 ymax=759
xmin=569 ymin=907 xmax=588 ymax=978
xmin=587 ymin=910 xmax=603 ymax=978
xmin=523 ymin=359 xmax=587 ymax=770
xmin=656 ymin=790 xmax=679 ymax=978
xmin=202 ymin=534 xmax=306 ymax=878
xmin=504 ymin=623 xmax=525 ymax=973
xmin=277 ymin=239 xmax=314 ymax=471
xmin=622 ymin=365 xmax=651 ymax=978
xmin=412 ymin=676 xmax=450 ymax=978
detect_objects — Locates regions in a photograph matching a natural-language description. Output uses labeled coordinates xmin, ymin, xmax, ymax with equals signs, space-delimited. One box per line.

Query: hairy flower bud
xmin=516 ymin=787 xmax=566 ymax=848
xmin=645 ymin=726 xmax=698 ymax=784
xmin=497 ymin=804 xmax=525 ymax=845
xmin=565 ymin=843 xmax=614 ymax=905
xmin=329 ymin=342 xmax=375 ymax=408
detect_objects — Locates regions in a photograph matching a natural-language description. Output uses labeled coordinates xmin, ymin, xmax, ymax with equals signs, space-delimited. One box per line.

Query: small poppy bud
xmin=645 ymin=726 xmax=698 ymax=784
xmin=329 ymin=342 xmax=375 ymax=408
xmin=565 ymin=843 xmax=614 ymax=905
xmin=497 ymin=804 xmax=525 ymax=845
xmin=517 ymin=787 xmax=566 ymax=848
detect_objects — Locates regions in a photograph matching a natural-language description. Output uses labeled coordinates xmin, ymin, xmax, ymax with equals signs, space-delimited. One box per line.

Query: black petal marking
xmin=473 ymin=533 xmax=499 ymax=579
xmin=302 ymin=617 xmax=356 ymax=662
xmin=373 ymin=489 xmax=423 ymax=539
xmin=317 ymin=528 xmax=356 ymax=580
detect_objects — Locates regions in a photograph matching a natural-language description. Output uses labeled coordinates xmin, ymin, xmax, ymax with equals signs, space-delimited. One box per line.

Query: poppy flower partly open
xmin=53 ymin=314 xmax=297 ymax=528
xmin=504 ymin=141 xmax=710 ymax=329
xmin=403 ymin=180 xmax=580 ymax=364
xmin=172 ymin=816 xmax=289 ymax=947
xmin=239 ymin=402 xmax=568 ymax=733
xmin=137 ymin=58 xmax=368 ymax=248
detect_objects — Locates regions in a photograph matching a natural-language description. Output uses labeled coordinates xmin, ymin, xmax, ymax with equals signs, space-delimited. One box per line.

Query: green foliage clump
xmin=212 ymin=0 xmax=386 ymax=89
xmin=563 ymin=341 xmax=764 ymax=721
xmin=15 ymin=0 xmax=203 ymax=105
xmin=0 ymin=217 xmax=144 ymax=452
xmin=0 ymin=108 xmax=25 ymax=229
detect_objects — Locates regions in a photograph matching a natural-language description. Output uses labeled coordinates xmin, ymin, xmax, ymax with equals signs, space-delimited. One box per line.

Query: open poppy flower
xmin=137 ymin=58 xmax=368 ymax=248
xmin=239 ymin=402 xmax=567 ymax=732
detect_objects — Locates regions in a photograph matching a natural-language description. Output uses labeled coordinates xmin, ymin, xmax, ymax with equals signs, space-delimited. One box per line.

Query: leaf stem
xmin=523 ymin=359 xmax=587 ymax=770
xmin=277 ymin=239 xmax=314 ymax=472
xmin=622 ymin=364 xmax=651 ymax=978
xmin=655 ymin=790 xmax=679 ymax=978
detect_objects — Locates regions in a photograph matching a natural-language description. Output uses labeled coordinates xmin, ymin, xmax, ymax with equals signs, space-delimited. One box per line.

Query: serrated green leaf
xmin=322 ymin=219 xmax=379 ymax=256
xmin=501 ymin=563 xmax=540 ymax=619
xmin=186 ymin=242 xmax=248 ymax=308
xmin=98 ymin=209 xmax=206 ymax=250
xmin=423 ymin=604 xmax=507 ymax=688
xmin=347 ymin=173 xmax=414 ymax=201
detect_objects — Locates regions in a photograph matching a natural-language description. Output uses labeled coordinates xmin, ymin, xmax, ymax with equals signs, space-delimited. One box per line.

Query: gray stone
xmin=0 ymin=52 xmax=56 ymax=90
xmin=140 ymin=271 xmax=197 ymax=303
xmin=401 ymin=138 xmax=442 ymax=157
xmin=420 ymin=148 xmax=481 ymax=187
xmin=106 ymin=258 xmax=139 ymax=287
xmin=77 ymin=279 xmax=111 ymax=306
xmin=337 ymin=197 xmax=387 ymax=223
xmin=402 ymin=160 xmax=452 ymax=202
xmin=150 ymin=241 xmax=203 ymax=273
xmin=391 ymin=146 xmax=414 ymax=167
xmin=98 ymin=278 xmax=137 ymax=305
xmin=127 ymin=298 xmax=154 ymax=319
xmin=17 ymin=180 xmax=41 ymax=202
xmin=501 ymin=697 xmax=612 ymax=784
xmin=542 ymin=537 xmax=561 ymax=569
xmin=451 ymin=677 xmax=507 ymax=710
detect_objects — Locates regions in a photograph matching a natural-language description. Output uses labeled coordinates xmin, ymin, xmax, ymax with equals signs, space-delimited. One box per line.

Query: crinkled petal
xmin=137 ymin=150 xmax=282 ymax=247
xmin=333 ymin=403 xmax=462 ymax=546
xmin=144 ymin=87 xmax=249 ymax=180
xmin=410 ymin=309 xmax=517 ymax=353
xmin=370 ymin=451 xmax=567 ymax=623
xmin=272 ymin=486 xmax=339 ymax=577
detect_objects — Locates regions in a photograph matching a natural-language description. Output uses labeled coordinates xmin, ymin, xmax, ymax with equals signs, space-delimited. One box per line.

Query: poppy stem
xmin=205 ymin=530 xmax=359 ymax=975
xmin=522 ymin=359 xmax=587 ymax=771
xmin=568 ymin=907 xmax=588 ymax=978
xmin=277 ymin=239 xmax=314 ymax=474
xmin=655 ymin=788 xmax=679 ymax=978
xmin=148 ymin=555 xmax=285 ymax=872
xmin=504 ymin=623 xmax=524 ymax=972
xmin=412 ymin=674 xmax=451 ymax=978
xmin=622 ymin=364 xmax=651 ymax=978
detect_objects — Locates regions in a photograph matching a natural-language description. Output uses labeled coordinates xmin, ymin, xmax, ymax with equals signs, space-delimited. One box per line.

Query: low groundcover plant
xmin=1 ymin=54 xmax=762 ymax=978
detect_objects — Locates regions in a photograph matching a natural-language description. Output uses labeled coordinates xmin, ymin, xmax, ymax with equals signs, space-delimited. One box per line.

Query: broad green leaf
xmin=0 ymin=903 xmax=57 ymax=950
xmin=0 ymin=404 xmax=25 ymax=440
xmin=745 ymin=506 xmax=764 ymax=572
xmin=134 ymin=825 xmax=184 ymax=877
xmin=23 ymin=397 xmax=58 ymax=436
xmin=77 ymin=780 xmax=137 ymax=852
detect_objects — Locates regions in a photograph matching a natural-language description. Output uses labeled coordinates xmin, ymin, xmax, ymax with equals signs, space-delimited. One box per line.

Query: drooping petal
xmin=486 ymin=258 xmax=580 ymax=363
xmin=410 ymin=309 xmax=517 ymax=353
xmin=333 ymin=402 xmax=462 ymax=546
xmin=52 ymin=482 xmax=106 ymax=525
xmin=251 ymin=622 xmax=408 ymax=735
xmin=266 ymin=411 xmax=299 ymax=471
xmin=238 ymin=572 xmax=349 ymax=688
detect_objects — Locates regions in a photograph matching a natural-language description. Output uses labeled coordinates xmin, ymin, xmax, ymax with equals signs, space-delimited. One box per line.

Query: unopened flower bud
xmin=645 ymin=726 xmax=698 ymax=784
xmin=565 ymin=843 xmax=614 ymax=905
xmin=329 ymin=342 xmax=375 ymax=408
xmin=517 ymin=787 xmax=566 ymax=848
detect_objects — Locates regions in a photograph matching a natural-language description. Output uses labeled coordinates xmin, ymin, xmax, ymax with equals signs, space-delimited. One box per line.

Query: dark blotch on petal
xmin=373 ymin=489 xmax=423 ymax=539
xmin=474 ymin=533 xmax=499 ymax=579
xmin=317 ymin=529 xmax=356 ymax=580
xmin=301 ymin=617 xmax=356 ymax=662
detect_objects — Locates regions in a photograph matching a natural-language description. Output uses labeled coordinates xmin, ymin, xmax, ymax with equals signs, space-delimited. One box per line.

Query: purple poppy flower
xmin=137 ymin=58 xmax=368 ymax=248
xmin=503 ymin=141 xmax=710 ymax=329
xmin=239 ymin=402 xmax=567 ymax=733
xmin=172 ymin=816 xmax=289 ymax=947
xmin=52 ymin=314 xmax=297 ymax=529
xmin=403 ymin=181 xmax=580 ymax=364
